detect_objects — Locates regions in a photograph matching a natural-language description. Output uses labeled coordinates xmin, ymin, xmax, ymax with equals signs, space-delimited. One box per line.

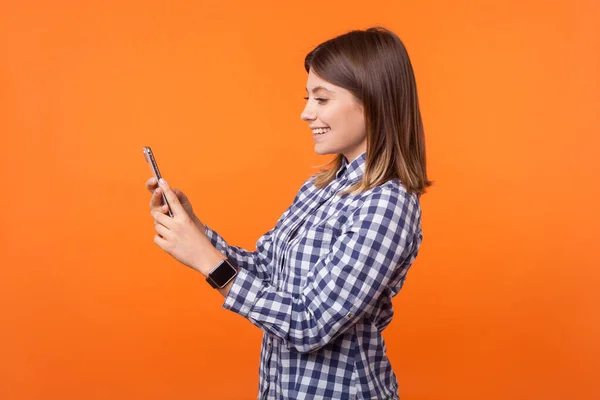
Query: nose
xmin=300 ymin=101 xmax=316 ymax=122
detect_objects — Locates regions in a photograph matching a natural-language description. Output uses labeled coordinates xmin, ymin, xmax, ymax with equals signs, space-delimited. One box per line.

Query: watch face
xmin=210 ymin=260 xmax=237 ymax=287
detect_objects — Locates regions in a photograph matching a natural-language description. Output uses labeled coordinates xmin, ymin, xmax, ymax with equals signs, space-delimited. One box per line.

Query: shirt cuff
xmin=203 ymin=224 xmax=217 ymax=245
xmin=222 ymin=268 xmax=263 ymax=318
xmin=203 ymin=224 xmax=228 ymax=255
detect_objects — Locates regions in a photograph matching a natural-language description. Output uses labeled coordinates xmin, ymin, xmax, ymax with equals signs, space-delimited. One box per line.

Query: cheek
xmin=345 ymin=107 xmax=366 ymax=138
xmin=323 ymin=105 xmax=346 ymax=128
xmin=322 ymin=103 xmax=365 ymax=136
xmin=318 ymin=108 xmax=334 ymax=127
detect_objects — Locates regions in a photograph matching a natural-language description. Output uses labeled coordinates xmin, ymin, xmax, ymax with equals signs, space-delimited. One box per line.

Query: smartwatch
xmin=206 ymin=258 xmax=238 ymax=289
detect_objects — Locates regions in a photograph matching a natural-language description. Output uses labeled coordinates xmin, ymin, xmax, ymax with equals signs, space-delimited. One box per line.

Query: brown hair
xmin=304 ymin=26 xmax=432 ymax=196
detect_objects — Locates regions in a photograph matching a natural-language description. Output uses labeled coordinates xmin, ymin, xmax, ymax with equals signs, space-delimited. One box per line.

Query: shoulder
xmin=353 ymin=178 xmax=419 ymax=213
xmin=344 ymin=178 xmax=421 ymax=236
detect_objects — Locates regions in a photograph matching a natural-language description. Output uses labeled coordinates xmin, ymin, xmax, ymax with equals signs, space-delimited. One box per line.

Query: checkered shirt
xmin=204 ymin=152 xmax=423 ymax=400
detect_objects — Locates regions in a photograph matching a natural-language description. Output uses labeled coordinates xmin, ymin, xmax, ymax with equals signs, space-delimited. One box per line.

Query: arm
xmin=203 ymin=222 xmax=280 ymax=281
xmin=203 ymin=177 xmax=314 ymax=281
xmin=221 ymin=186 xmax=422 ymax=353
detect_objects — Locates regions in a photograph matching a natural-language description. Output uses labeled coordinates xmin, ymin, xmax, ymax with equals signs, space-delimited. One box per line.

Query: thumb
xmin=173 ymin=188 xmax=188 ymax=202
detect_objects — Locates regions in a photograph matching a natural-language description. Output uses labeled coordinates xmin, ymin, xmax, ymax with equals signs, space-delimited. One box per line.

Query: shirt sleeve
xmin=204 ymin=177 xmax=314 ymax=281
xmin=222 ymin=185 xmax=422 ymax=353
xmin=204 ymin=225 xmax=276 ymax=281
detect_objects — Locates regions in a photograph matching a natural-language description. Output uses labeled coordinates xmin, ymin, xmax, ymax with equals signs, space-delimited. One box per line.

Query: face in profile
xmin=301 ymin=68 xmax=367 ymax=162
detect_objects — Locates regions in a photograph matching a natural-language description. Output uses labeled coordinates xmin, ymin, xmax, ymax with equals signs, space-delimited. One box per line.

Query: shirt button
xmin=347 ymin=312 xmax=354 ymax=318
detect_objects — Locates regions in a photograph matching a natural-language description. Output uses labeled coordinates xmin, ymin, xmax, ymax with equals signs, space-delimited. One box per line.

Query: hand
xmin=150 ymin=179 xmax=223 ymax=275
xmin=145 ymin=177 xmax=205 ymax=234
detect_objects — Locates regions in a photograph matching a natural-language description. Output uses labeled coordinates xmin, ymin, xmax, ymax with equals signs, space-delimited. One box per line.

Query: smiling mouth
xmin=312 ymin=128 xmax=331 ymax=135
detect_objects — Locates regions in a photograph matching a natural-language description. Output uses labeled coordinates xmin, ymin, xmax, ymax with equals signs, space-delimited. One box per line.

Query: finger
xmin=151 ymin=209 xmax=172 ymax=229
xmin=149 ymin=188 xmax=164 ymax=208
xmin=151 ymin=205 xmax=170 ymax=219
xmin=158 ymin=179 xmax=185 ymax=217
xmin=146 ymin=177 xmax=158 ymax=193
xmin=154 ymin=222 xmax=171 ymax=239
xmin=154 ymin=233 xmax=169 ymax=251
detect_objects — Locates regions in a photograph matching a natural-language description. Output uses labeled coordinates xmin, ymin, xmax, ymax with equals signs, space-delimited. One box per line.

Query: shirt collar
xmin=336 ymin=151 xmax=367 ymax=181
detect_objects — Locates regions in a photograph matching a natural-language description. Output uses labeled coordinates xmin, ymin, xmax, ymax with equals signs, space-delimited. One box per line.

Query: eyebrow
xmin=305 ymin=86 xmax=334 ymax=94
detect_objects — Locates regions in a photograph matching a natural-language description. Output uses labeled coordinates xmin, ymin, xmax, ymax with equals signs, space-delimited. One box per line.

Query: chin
xmin=314 ymin=145 xmax=337 ymax=156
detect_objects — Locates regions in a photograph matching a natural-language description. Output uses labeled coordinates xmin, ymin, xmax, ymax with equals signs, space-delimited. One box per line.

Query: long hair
xmin=305 ymin=26 xmax=432 ymax=196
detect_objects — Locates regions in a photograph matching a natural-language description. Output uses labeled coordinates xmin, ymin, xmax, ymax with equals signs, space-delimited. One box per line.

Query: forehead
xmin=305 ymin=69 xmax=337 ymax=93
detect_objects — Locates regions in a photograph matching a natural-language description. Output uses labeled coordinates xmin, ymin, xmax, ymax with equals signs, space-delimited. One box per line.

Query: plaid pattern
xmin=204 ymin=152 xmax=423 ymax=400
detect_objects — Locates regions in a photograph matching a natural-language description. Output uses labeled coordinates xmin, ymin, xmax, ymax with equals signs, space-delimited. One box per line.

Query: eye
xmin=303 ymin=97 xmax=329 ymax=104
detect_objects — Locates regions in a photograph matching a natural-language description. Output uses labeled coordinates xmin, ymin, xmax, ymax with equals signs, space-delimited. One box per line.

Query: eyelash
xmin=304 ymin=97 xmax=328 ymax=104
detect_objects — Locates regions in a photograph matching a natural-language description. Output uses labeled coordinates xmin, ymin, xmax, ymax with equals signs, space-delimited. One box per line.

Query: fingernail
xmin=159 ymin=178 xmax=166 ymax=186
xmin=155 ymin=188 xmax=160 ymax=193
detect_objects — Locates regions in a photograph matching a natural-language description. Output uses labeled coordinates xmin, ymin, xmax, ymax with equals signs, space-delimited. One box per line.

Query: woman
xmin=146 ymin=26 xmax=431 ymax=400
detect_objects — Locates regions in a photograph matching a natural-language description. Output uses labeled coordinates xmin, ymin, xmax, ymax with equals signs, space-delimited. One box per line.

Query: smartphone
xmin=143 ymin=146 xmax=174 ymax=217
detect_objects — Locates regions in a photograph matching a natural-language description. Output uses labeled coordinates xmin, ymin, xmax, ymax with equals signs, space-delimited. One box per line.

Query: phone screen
xmin=143 ymin=146 xmax=174 ymax=217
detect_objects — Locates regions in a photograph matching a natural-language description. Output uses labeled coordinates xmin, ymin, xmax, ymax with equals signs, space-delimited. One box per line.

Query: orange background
xmin=1 ymin=0 xmax=598 ymax=399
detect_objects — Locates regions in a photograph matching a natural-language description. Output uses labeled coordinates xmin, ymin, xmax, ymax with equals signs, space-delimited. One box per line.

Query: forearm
xmin=202 ymin=223 xmax=273 ymax=281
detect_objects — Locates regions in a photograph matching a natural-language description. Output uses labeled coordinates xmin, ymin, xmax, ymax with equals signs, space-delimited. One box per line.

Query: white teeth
xmin=312 ymin=128 xmax=331 ymax=135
